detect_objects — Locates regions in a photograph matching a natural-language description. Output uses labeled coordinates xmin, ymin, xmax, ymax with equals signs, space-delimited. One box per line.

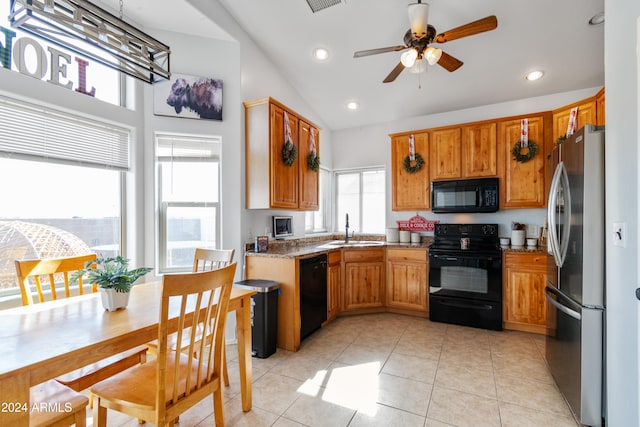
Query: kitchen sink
xmin=324 ymin=240 xmax=385 ymax=247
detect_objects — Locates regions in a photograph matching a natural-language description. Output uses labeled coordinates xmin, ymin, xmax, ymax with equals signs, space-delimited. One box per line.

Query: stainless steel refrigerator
xmin=545 ymin=124 xmax=605 ymax=427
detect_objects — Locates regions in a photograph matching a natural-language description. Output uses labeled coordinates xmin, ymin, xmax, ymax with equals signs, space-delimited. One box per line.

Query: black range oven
xmin=429 ymin=223 xmax=502 ymax=330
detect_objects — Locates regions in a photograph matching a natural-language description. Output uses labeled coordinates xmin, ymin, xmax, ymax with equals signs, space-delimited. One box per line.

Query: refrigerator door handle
xmin=547 ymin=162 xmax=572 ymax=267
xmin=545 ymin=286 xmax=581 ymax=320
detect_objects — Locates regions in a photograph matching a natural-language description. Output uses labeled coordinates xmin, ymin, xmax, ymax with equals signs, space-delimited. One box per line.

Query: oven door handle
xmin=439 ymin=298 xmax=494 ymax=311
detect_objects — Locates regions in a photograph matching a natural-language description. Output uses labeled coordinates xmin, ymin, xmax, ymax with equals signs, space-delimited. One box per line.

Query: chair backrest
xmin=156 ymin=263 xmax=236 ymax=420
xmin=15 ymin=253 xmax=97 ymax=306
xmin=192 ymin=248 xmax=235 ymax=272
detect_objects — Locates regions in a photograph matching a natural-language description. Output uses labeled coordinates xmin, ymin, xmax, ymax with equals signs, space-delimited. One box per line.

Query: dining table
xmin=0 ymin=281 xmax=256 ymax=426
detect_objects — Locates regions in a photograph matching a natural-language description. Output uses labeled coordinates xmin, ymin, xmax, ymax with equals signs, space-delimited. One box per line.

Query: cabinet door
xmin=503 ymin=253 xmax=548 ymax=334
xmin=498 ymin=115 xmax=546 ymax=208
xmin=391 ymin=133 xmax=430 ymax=211
xmin=430 ymin=127 xmax=461 ymax=180
xmin=270 ymin=103 xmax=299 ymax=209
xmin=327 ymin=251 xmax=341 ymax=320
xmin=552 ymin=99 xmax=597 ymax=142
xmin=386 ymin=261 xmax=427 ymax=311
xmin=298 ymin=120 xmax=319 ymax=210
xmin=595 ymin=88 xmax=605 ymax=126
xmin=462 ymin=122 xmax=497 ymax=177
xmin=344 ymin=262 xmax=384 ymax=310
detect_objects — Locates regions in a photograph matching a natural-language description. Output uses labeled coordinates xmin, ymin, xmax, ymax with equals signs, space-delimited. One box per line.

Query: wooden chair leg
xmin=213 ymin=388 xmax=225 ymax=427
xmin=93 ymin=397 xmax=108 ymax=427
xmin=222 ymin=344 xmax=230 ymax=387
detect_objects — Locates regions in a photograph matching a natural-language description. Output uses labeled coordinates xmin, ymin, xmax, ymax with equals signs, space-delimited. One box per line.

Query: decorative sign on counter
xmin=255 ymin=236 xmax=269 ymax=253
xmin=397 ymin=215 xmax=439 ymax=232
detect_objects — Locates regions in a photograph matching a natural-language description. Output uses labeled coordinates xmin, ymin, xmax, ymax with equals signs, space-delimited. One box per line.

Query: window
xmin=156 ymin=133 xmax=221 ymax=273
xmin=0 ymin=97 xmax=128 ymax=298
xmin=335 ymin=168 xmax=386 ymax=234
xmin=305 ymin=167 xmax=331 ymax=233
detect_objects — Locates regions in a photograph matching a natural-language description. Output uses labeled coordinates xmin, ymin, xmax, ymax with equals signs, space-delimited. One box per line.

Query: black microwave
xmin=431 ymin=178 xmax=499 ymax=213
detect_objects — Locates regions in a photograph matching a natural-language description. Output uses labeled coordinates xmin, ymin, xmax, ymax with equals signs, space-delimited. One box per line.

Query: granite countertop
xmin=501 ymin=246 xmax=548 ymax=254
xmin=245 ymin=235 xmax=432 ymax=258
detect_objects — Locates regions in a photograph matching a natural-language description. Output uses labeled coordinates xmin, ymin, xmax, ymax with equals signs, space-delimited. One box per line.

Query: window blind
xmin=156 ymin=133 xmax=221 ymax=160
xmin=0 ymin=95 xmax=130 ymax=170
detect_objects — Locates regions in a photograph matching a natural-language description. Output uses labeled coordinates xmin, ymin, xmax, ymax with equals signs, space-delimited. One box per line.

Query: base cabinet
xmin=327 ymin=250 xmax=342 ymax=320
xmin=343 ymin=248 xmax=385 ymax=311
xmin=386 ymin=248 xmax=428 ymax=312
xmin=503 ymin=252 xmax=548 ymax=334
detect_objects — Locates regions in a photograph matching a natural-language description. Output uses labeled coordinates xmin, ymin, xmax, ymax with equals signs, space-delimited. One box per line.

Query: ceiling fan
xmin=353 ymin=1 xmax=498 ymax=83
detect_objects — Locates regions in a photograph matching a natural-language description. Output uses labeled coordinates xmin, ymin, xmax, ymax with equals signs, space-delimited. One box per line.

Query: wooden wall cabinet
xmin=503 ymin=252 xmax=548 ymax=334
xmin=343 ymin=248 xmax=385 ymax=311
xmin=327 ymin=250 xmax=342 ymax=321
xmin=429 ymin=127 xmax=461 ymax=180
xmin=462 ymin=122 xmax=498 ymax=177
xmin=595 ymin=88 xmax=605 ymax=126
xmin=245 ymin=97 xmax=320 ymax=210
xmin=390 ymin=132 xmax=430 ymax=211
xmin=498 ymin=113 xmax=550 ymax=208
xmin=386 ymin=248 xmax=428 ymax=312
xmin=552 ymin=98 xmax=597 ymax=143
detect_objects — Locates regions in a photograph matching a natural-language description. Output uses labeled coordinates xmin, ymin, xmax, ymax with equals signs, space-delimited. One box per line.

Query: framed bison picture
xmin=153 ymin=74 xmax=223 ymax=120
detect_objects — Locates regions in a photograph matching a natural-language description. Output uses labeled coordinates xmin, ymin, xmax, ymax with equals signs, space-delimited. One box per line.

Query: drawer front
xmin=328 ymin=250 xmax=342 ymax=265
xmin=343 ymin=248 xmax=385 ymax=263
xmin=387 ymin=248 xmax=427 ymax=262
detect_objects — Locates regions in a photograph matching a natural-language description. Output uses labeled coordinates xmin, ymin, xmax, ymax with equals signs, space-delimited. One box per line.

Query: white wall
xmin=604 ymin=0 xmax=640 ymax=425
xmin=187 ymin=0 xmax=334 ymax=257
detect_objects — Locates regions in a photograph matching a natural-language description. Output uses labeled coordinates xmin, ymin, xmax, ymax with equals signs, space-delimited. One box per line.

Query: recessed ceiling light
xmin=525 ymin=70 xmax=544 ymax=81
xmin=313 ymin=48 xmax=329 ymax=61
xmin=589 ymin=12 xmax=604 ymax=25
xmin=346 ymin=101 xmax=359 ymax=110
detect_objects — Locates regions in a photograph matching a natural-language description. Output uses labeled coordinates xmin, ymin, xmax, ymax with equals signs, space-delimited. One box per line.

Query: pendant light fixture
xmin=9 ymin=0 xmax=171 ymax=84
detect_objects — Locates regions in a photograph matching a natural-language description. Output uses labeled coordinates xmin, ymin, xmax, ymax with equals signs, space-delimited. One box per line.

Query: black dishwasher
xmin=299 ymin=254 xmax=328 ymax=340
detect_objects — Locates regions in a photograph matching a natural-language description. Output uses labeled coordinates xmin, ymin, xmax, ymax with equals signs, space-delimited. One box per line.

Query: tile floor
xmin=87 ymin=313 xmax=579 ymax=426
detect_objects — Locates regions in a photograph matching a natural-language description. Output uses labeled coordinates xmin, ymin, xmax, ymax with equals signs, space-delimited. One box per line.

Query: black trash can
xmin=233 ymin=279 xmax=280 ymax=358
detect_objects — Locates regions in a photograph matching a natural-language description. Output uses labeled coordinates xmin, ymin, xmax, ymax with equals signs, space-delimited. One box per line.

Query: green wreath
xmin=307 ymin=152 xmax=320 ymax=172
xmin=556 ymin=135 xmax=566 ymax=146
xmin=403 ymin=153 xmax=424 ymax=173
xmin=512 ymin=140 xmax=538 ymax=163
xmin=281 ymin=140 xmax=297 ymax=166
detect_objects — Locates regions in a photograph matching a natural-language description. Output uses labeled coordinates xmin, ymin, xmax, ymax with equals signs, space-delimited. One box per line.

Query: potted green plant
xmin=72 ymin=256 xmax=153 ymax=311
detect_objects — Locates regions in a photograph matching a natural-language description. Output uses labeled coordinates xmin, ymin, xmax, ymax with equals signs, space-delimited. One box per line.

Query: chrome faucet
xmin=345 ymin=213 xmax=350 ymax=243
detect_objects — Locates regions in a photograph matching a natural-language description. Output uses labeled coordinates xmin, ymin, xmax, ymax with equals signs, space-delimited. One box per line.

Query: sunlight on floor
xmin=297 ymin=362 xmax=381 ymax=416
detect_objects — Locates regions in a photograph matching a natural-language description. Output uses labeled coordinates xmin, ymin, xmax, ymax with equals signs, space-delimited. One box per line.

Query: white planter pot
xmin=511 ymin=230 xmax=526 ymax=247
xmin=100 ymin=288 xmax=130 ymax=311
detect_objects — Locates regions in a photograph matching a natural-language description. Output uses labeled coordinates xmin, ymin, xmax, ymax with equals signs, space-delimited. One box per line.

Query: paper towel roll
xmin=399 ymin=230 xmax=411 ymax=243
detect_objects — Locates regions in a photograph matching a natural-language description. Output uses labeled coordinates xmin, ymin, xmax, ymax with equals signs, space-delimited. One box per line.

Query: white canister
xmin=386 ymin=228 xmax=399 ymax=243
xmin=411 ymin=232 xmax=421 ymax=243
xmin=399 ymin=230 xmax=411 ymax=243
xmin=511 ymin=230 xmax=526 ymax=246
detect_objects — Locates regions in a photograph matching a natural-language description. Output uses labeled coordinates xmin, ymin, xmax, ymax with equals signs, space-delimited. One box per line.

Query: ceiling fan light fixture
xmin=400 ymin=49 xmax=418 ymax=67
xmin=424 ymin=47 xmax=442 ymax=65
xmin=409 ymin=58 xmax=427 ymax=74
xmin=408 ymin=2 xmax=430 ymax=38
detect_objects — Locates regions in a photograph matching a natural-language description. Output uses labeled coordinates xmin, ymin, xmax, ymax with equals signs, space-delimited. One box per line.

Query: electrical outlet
xmin=612 ymin=222 xmax=626 ymax=248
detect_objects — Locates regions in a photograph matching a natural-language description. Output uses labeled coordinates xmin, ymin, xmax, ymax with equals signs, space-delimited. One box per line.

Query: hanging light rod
xmin=9 ymin=0 xmax=171 ymax=84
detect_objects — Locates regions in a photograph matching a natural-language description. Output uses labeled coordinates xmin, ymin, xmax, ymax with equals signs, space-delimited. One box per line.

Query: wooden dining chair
xmin=91 ymin=263 xmax=237 ymax=427
xmin=149 ymin=248 xmax=235 ymax=386
xmin=14 ymin=254 xmax=148 ymax=394
xmin=193 ymin=248 xmax=235 ymax=272
xmin=29 ymin=380 xmax=89 ymax=427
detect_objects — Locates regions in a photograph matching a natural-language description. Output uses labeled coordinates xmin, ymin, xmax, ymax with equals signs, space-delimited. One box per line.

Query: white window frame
xmin=155 ymin=133 xmax=221 ymax=273
xmin=334 ymin=166 xmax=386 ymax=234
xmin=305 ymin=167 xmax=331 ymax=234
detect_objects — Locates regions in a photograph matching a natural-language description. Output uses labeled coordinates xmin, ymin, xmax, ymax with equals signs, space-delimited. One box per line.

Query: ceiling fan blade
xmin=383 ymin=62 xmax=406 ymax=83
xmin=354 ymin=45 xmax=406 ymax=58
xmin=437 ymin=51 xmax=464 ymax=72
xmin=434 ymin=15 xmax=498 ymax=44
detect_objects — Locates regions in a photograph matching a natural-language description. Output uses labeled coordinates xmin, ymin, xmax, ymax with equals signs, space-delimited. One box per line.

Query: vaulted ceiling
xmin=98 ymin=0 xmax=605 ymax=131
